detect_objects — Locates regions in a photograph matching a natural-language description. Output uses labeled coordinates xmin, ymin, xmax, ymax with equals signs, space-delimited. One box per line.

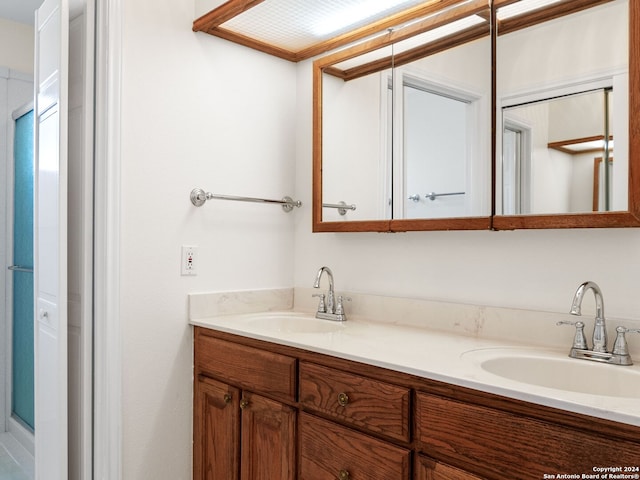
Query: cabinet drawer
xmin=195 ymin=331 xmax=296 ymax=401
xmin=299 ymin=361 xmax=410 ymax=442
xmin=415 ymin=455 xmax=486 ymax=480
xmin=416 ymin=392 xmax=640 ymax=479
xmin=300 ymin=412 xmax=410 ymax=480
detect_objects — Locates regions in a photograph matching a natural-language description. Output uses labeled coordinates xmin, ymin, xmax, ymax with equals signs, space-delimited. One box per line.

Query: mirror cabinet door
xmin=313 ymin=0 xmax=492 ymax=232
xmin=494 ymin=0 xmax=640 ymax=229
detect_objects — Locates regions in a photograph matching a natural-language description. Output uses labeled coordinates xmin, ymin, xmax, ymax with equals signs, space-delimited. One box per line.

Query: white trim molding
xmin=93 ymin=0 xmax=122 ymax=478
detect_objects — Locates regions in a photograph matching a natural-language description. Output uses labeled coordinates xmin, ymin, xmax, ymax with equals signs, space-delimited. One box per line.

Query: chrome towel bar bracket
xmin=190 ymin=188 xmax=302 ymax=213
xmin=322 ymin=201 xmax=356 ymax=216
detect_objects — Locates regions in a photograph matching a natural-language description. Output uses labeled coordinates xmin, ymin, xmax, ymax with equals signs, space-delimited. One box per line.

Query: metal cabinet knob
xmin=223 ymin=394 xmax=232 ymax=404
xmin=338 ymin=469 xmax=350 ymax=480
xmin=337 ymin=392 xmax=349 ymax=407
xmin=239 ymin=399 xmax=249 ymax=410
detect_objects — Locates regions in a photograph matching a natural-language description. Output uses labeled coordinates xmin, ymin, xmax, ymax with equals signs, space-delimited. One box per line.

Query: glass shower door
xmin=10 ymin=108 xmax=35 ymax=430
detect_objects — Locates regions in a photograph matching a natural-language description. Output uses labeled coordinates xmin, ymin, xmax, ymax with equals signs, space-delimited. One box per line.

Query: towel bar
xmin=190 ymin=188 xmax=302 ymax=213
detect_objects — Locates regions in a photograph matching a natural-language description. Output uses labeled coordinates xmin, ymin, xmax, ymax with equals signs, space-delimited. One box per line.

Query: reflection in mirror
xmin=316 ymin=0 xmax=492 ymax=231
xmin=321 ymin=48 xmax=393 ymax=222
xmin=403 ymin=83 xmax=469 ymax=219
xmin=396 ymin=55 xmax=490 ymax=220
xmin=501 ymin=89 xmax=616 ymax=215
xmin=496 ymin=0 xmax=629 ymax=220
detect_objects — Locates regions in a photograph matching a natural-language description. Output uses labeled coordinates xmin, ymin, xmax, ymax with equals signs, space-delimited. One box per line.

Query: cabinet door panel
xmin=194 ymin=376 xmax=240 ymax=480
xmin=300 ymin=412 xmax=410 ymax=480
xmin=240 ymin=393 xmax=296 ymax=480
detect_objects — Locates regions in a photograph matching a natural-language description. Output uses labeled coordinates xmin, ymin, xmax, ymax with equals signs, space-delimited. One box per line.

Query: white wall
xmin=0 ymin=18 xmax=34 ymax=74
xmin=118 ymin=0 xmax=296 ymax=478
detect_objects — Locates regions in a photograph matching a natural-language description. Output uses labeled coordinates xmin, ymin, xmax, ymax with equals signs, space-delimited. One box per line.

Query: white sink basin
xmin=462 ymin=348 xmax=640 ymax=398
xmin=243 ymin=312 xmax=346 ymax=334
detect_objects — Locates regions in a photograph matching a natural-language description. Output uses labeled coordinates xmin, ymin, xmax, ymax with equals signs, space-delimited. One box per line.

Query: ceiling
xmin=193 ymin=0 xmax=463 ymax=62
xmin=0 ymin=0 xmax=43 ymax=25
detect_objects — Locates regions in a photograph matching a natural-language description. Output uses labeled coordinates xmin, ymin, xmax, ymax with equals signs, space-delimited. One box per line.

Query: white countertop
xmin=190 ymin=310 xmax=640 ymax=427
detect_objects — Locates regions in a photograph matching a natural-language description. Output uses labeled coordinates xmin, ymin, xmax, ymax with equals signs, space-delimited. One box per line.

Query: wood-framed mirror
xmin=493 ymin=0 xmax=640 ymax=229
xmin=313 ymin=0 xmax=640 ymax=232
xmin=313 ymin=0 xmax=493 ymax=233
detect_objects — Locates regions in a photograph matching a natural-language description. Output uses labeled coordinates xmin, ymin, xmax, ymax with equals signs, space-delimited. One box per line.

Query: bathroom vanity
xmin=191 ymin=312 xmax=640 ymax=480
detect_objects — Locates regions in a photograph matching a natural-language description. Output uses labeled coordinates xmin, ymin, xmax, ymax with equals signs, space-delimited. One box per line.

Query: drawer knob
xmin=223 ymin=394 xmax=232 ymax=404
xmin=240 ymin=399 xmax=250 ymax=410
xmin=338 ymin=469 xmax=350 ymax=480
xmin=337 ymin=392 xmax=349 ymax=407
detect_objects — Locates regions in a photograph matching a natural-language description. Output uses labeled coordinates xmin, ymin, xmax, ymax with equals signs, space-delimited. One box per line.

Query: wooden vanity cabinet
xmin=193 ymin=330 xmax=297 ymax=480
xmin=193 ymin=327 xmax=640 ymax=480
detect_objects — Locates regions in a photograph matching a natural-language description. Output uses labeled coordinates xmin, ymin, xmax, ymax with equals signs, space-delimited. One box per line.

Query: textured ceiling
xmin=221 ymin=0 xmax=429 ymax=51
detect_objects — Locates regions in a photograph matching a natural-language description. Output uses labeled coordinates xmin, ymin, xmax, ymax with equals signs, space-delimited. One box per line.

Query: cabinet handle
xmin=338 ymin=469 xmax=350 ymax=480
xmin=337 ymin=392 xmax=349 ymax=407
xmin=223 ymin=394 xmax=232 ymax=404
xmin=240 ymin=398 xmax=249 ymax=410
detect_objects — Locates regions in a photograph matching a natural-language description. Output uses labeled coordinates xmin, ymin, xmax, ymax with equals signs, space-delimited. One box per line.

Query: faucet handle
xmin=612 ymin=326 xmax=640 ymax=356
xmin=557 ymin=320 xmax=588 ymax=349
xmin=312 ymin=293 xmax=326 ymax=313
xmin=335 ymin=296 xmax=351 ymax=315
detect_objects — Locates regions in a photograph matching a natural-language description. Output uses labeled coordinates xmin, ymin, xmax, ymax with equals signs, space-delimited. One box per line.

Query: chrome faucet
xmin=570 ymin=281 xmax=607 ymax=352
xmin=312 ymin=266 xmax=347 ymax=321
xmin=558 ymin=281 xmax=638 ymax=365
xmin=314 ymin=266 xmax=335 ymax=314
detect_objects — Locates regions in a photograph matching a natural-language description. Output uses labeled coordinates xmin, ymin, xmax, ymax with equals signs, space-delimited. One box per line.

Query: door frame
xmin=68 ymin=6 xmax=96 ymax=478
xmin=93 ymin=0 xmax=123 ymax=477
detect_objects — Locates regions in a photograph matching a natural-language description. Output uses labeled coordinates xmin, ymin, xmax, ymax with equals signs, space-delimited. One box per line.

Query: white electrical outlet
xmin=181 ymin=245 xmax=198 ymax=276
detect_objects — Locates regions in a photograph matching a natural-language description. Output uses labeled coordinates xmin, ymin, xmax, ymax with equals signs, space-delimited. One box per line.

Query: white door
xmin=34 ymin=0 xmax=69 ymax=478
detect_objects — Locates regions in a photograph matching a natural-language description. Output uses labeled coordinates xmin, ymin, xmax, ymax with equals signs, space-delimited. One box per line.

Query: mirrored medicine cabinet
xmin=312 ymin=0 xmax=640 ymax=232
